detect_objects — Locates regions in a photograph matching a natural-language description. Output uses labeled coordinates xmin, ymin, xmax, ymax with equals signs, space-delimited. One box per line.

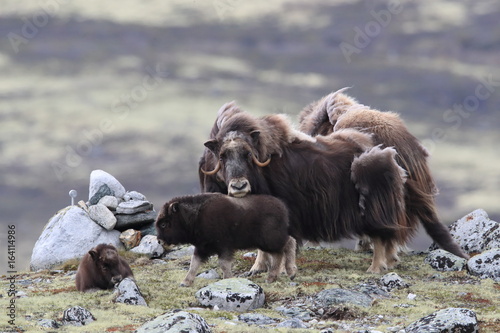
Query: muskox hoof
xmin=180 ymin=281 xmax=193 ymax=287
xmin=366 ymin=264 xmax=387 ymax=274
xmin=265 ymin=275 xmax=278 ymax=283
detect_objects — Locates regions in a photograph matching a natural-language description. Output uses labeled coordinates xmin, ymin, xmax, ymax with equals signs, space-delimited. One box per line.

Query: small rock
xmin=196 ymin=278 xmax=265 ymax=312
xmin=197 ymin=269 xmax=220 ymax=280
xmin=276 ymin=318 xmax=308 ymax=328
xmin=98 ymin=195 xmax=120 ymax=211
xmin=425 ymin=249 xmax=467 ymax=272
xmin=113 ymin=277 xmax=147 ymax=306
xmin=88 ymin=204 xmax=117 ymax=230
xmin=275 ymin=306 xmax=313 ymax=321
xmin=237 ymin=313 xmax=276 ymax=325
xmin=130 ymin=235 xmax=165 ymax=258
xmin=115 ymin=210 xmax=157 ymax=231
xmin=37 ymin=319 xmax=60 ymax=328
xmin=136 ymin=310 xmax=211 ymax=333
xmin=243 ymin=252 xmax=257 ymax=258
xmin=315 ymin=288 xmax=373 ymax=308
xmin=164 ymin=246 xmax=195 ymax=260
xmin=407 ymin=293 xmax=417 ymax=300
xmin=356 ymin=282 xmax=392 ymax=298
xmin=380 ymin=272 xmax=409 ymax=291
xmin=119 ymin=229 xmax=142 ymax=250
xmin=116 ymin=200 xmax=153 ymax=214
xmin=89 ymin=169 xmax=127 ymax=204
xmin=405 ymin=308 xmax=478 ymax=333
xmin=124 ymin=191 xmax=147 ymax=201
xmin=467 ymin=248 xmax=500 ymax=282
xmin=62 ymin=306 xmax=95 ymax=326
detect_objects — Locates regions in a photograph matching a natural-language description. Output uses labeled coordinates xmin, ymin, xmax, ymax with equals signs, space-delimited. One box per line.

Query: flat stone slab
xmin=195 ymin=278 xmax=265 ymax=312
xmin=116 ymin=200 xmax=152 ymax=214
xmin=115 ymin=210 xmax=157 ymax=231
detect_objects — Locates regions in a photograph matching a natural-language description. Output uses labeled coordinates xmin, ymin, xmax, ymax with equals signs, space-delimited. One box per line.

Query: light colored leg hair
xmin=266 ymin=252 xmax=283 ymax=283
xmin=385 ymin=240 xmax=400 ymax=269
xmin=366 ymin=237 xmax=388 ymax=274
xmin=181 ymin=253 xmax=203 ymax=287
xmin=284 ymin=236 xmax=297 ymax=279
xmin=249 ymin=249 xmax=269 ymax=275
xmin=354 ymin=235 xmax=373 ymax=252
xmin=218 ymin=253 xmax=234 ymax=279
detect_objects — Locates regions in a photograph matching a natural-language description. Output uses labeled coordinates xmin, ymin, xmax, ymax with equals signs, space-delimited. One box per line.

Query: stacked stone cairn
xmin=82 ymin=169 xmax=164 ymax=256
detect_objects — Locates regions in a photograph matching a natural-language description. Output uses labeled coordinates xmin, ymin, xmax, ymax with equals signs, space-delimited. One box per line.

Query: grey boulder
xmin=130 ymin=235 xmax=165 ymax=258
xmin=315 ymin=288 xmax=373 ymax=308
xmin=88 ymin=203 xmax=117 ymax=230
xmin=196 ymin=278 xmax=265 ymax=312
xmin=467 ymin=248 xmax=500 ymax=282
xmin=405 ymin=307 xmax=478 ymax=333
xmin=30 ymin=206 xmax=122 ymax=271
xmin=425 ymin=249 xmax=467 ymax=272
xmin=113 ymin=277 xmax=147 ymax=306
xmin=136 ymin=310 xmax=211 ymax=333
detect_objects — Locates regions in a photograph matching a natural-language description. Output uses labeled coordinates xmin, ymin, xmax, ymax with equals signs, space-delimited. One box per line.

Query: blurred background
xmin=1 ymin=0 xmax=499 ymax=273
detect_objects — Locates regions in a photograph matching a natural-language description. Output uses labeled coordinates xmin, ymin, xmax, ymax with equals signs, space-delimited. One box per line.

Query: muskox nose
xmin=111 ymin=275 xmax=123 ymax=285
xmin=228 ymin=178 xmax=251 ymax=197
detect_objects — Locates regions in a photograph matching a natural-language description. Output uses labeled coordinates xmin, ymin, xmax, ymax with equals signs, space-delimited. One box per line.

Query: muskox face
xmin=89 ymin=245 xmax=124 ymax=287
xmin=202 ymin=131 xmax=270 ymax=197
xmin=155 ymin=202 xmax=191 ymax=245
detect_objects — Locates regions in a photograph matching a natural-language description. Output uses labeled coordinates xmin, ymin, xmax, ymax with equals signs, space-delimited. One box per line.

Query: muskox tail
xmin=405 ymin=179 xmax=469 ymax=259
xmin=351 ymin=146 xmax=409 ymax=242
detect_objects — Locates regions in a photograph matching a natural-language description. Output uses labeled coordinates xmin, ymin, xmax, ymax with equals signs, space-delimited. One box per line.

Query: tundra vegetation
xmin=1 ymin=247 xmax=498 ymax=332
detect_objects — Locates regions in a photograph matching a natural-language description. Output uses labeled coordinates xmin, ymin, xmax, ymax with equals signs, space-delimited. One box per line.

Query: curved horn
xmin=201 ymin=160 xmax=221 ymax=176
xmin=252 ymin=154 xmax=271 ymax=167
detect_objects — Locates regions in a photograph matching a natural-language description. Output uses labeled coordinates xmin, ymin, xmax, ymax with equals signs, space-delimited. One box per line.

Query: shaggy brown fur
xmin=299 ymin=88 xmax=469 ymax=260
xmin=75 ymin=244 xmax=133 ymax=292
xmin=200 ymin=104 xmax=409 ymax=273
xmin=155 ymin=193 xmax=297 ymax=286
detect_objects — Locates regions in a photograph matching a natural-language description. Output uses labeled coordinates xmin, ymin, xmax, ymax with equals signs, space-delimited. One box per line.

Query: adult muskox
xmin=298 ymin=88 xmax=468 ymax=259
xmin=199 ymin=102 xmax=411 ymax=273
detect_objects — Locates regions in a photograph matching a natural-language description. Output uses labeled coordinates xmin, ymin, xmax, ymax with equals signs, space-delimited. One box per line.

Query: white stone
xmin=424 ymin=249 xmax=467 ymax=272
xmin=89 ymin=169 xmax=126 ymax=203
xmin=98 ymin=195 xmax=120 ymax=211
xmin=196 ymin=278 xmax=265 ymax=312
xmin=30 ymin=206 xmax=122 ymax=271
xmin=124 ymin=191 xmax=147 ymax=201
xmin=130 ymin=235 xmax=165 ymax=258
xmin=88 ymin=204 xmax=117 ymax=230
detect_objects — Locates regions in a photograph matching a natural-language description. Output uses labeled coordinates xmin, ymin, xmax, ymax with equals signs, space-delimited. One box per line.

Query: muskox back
xmin=298 ymin=89 xmax=468 ymax=259
xmin=75 ymin=244 xmax=133 ymax=292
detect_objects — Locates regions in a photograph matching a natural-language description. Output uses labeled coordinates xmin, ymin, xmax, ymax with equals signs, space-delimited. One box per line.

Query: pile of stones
xmin=30 ymin=169 xmax=165 ymax=271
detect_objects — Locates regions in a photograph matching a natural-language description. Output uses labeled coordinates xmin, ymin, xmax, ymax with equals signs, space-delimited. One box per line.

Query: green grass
xmin=1 ymin=247 xmax=499 ymax=332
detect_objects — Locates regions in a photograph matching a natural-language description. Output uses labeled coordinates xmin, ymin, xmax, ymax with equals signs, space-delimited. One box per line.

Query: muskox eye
xmin=161 ymin=222 xmax=167 ymax=228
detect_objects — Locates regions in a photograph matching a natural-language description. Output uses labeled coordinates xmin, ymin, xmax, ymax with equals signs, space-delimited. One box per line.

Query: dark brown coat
xmin=75 ymin=244 xmax=133 ymax=292
xmin=200 ymin=103 xmax=409 ymax=273
xmin=299 ymin=88 xmax=468 ymax=259
xmin=155 ymin=193 xmax=296 ymax=286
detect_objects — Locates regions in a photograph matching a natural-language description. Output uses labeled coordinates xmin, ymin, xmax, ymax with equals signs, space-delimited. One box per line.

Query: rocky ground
xmin=1 ymin=244 xmax=499 ymax=332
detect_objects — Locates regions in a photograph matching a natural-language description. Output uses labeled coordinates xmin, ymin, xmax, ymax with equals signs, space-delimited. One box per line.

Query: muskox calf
xmin=156 ymin=193 xmax=297 ymax=286
xmin=75 ymin=244 xmax=134 ymax=292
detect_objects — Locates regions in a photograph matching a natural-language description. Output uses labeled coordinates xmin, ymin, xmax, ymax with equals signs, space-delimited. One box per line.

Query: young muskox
xmin=155 ymin=193 xmax=297 ymax=286
xmin=75 ymin=244 xmax=134 ymax=292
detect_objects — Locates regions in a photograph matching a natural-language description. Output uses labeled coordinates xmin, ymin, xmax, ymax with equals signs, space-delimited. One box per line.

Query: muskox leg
xmin=266 ymin=252 xmax=284 ymax=283
xmin=181 ymin=253 xmax=203 ymax=287
xmin=385 ymin=240 xmax=400 ymax=269
xmin=366 ymin=237 xmax=388 ymax=274
xmin=354 ymin=235 xmax=373 ymax=252
xmin=284 ymin=236 xmax=298 ymax=280
xmin=218 ymin=252 xmax=234 ymax=279
xmin=249 ymin=250 xmax=270 ymax=275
